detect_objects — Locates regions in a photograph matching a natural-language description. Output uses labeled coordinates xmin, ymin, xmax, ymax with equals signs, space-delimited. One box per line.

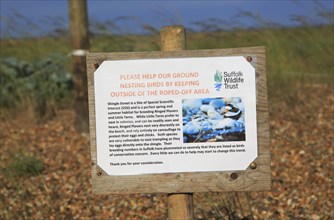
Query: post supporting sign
xmin=87 ymin=46 xmax=270 ymax=194
xmin=160 ymin=26 xmax=194 ymax=220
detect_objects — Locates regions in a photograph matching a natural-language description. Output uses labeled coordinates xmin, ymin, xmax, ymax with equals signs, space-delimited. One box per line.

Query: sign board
xmin=87 ymin=47 xmax=271 ymax=194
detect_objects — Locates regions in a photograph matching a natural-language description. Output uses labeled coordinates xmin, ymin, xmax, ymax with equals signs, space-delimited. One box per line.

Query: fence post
xmin=68 ymin=0 xmax=90 ymax=132
xmin=160 ymin=25 xmax=194 ymax=220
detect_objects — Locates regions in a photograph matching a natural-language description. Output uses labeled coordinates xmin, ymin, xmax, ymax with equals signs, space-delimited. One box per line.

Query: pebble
xmin=182 ymin=97 xmax=245 ymax=142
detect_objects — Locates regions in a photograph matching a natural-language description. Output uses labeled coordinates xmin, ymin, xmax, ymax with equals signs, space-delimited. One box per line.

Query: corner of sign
xmin=92 ymin=60 xmax=107 ymax=74
xmin=242 ymin=55 xmax=256 ymax=71
xmin=95 ymin=165 xmax=108 ymax=177
xmin=93 ymin=62 xmax=100 ymax=70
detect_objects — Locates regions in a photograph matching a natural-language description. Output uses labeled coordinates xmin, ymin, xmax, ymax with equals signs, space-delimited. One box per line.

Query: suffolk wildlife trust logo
xmin=214 ymin=70 xmax=223 ymax=91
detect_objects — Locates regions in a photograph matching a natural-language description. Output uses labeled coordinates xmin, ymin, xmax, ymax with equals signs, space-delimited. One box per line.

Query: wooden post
xmin=160 ymin=26 xmax=186 ymax=51
xmin=160 ymin=25 xmax=194 ymax=220
xmin=68 ymin=0 xmax=90 ymax=132
xmin=168 ymin=193 xmax=194 ymax=220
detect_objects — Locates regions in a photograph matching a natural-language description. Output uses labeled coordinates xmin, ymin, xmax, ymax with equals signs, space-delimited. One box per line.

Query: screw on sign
xmin=246 ymin=56 xmax=253 ymax=62
xmin=250 ymin=162 xmax=257 ymax=170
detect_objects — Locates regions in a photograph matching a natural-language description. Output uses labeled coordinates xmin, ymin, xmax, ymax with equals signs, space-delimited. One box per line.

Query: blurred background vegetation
xmin=0 ymin=4 xmax=333 ymax=121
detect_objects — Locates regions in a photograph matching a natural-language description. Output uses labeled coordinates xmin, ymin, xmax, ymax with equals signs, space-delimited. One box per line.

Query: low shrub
xmin=0 ymin=54 xmax=73 ymax=120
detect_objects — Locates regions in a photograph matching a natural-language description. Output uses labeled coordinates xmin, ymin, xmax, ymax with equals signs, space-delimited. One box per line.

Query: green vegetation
xmin=0 ymin=54 xmax=73 ymax=120
xmin=0 ymin=37 xmax=70 ymax=61
xmin=1 ymin=25 xmax=333 ymax=117
xmin=187 ymin=26 xmax=333 ymax=107
xmin=3 ymin=153 xmax=44 ymax=178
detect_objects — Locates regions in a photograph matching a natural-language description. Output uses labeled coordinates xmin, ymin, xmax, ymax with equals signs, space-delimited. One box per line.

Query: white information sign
xmin=94 ymin=56 xmax=257 ymax=176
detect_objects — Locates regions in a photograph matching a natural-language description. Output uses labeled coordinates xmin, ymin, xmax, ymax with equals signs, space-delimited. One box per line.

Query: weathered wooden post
xmin=160 ymin=25 xmax=194 ymax=220
xmin=160 ymin=26 xmax=186 ymax=51
xmin=68 ymin=0 xmax=90 ymax=132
